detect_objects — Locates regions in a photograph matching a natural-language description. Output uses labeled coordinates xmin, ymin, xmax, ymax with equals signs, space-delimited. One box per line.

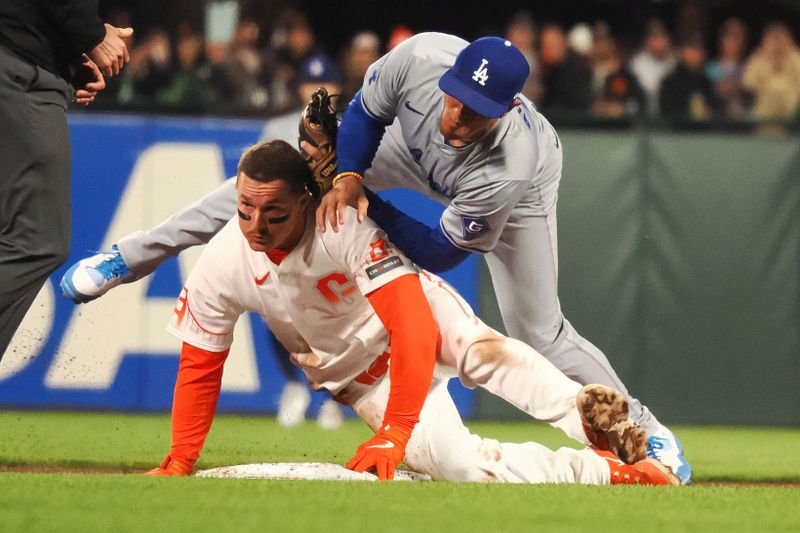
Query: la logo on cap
xmin=472 ymin=59 xmax=489 ymax=86
xmin=438 ymin=36 xmax=528 ymax=118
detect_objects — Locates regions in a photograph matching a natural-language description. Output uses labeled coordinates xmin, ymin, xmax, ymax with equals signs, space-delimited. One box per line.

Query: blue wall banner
xmin=0 ymin=113 xmax=477 ymax=417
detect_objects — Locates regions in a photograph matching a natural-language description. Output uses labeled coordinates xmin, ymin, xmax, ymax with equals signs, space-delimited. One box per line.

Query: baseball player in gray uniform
xmin=61 ymin=33 xmax=691 ymax=483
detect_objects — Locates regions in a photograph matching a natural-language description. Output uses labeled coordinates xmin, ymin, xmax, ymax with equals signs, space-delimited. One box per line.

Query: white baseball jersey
xmin=165 ymin=210 xmax=611 ymax=486
xmin=359 ymin=32 xmax=562 ymax=253
xmin=167 ymin=207 xmax=417 ymax=394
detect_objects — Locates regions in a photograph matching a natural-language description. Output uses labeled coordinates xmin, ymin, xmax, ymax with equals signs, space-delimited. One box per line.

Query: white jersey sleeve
xmin=167 ymin=246 xmax=245 ymax=353
xmin=320 ymin=207 xmax=418 ymax=295
xmin=440 ymin=177 xmax=531 ymax=252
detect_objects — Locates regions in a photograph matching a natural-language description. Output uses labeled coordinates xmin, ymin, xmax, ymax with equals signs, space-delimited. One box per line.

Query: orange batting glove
xmin=144 ymin=455 xmax=194 ymax=477
xmin=346 ymin=424 xmax=412 ymax=480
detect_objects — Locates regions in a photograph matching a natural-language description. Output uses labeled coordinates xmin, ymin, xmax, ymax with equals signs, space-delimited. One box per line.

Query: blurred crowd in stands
xmin=93 ymin=6 xmax=800 ymax=132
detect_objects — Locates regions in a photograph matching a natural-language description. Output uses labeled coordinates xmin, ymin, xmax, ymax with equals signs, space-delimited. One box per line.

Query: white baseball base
xmin=195 ymin=462 xmax=431 ymax=481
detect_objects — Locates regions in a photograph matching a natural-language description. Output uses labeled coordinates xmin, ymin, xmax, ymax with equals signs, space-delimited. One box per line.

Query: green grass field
xmin=1 ymin=411 xmax=799 ymax=532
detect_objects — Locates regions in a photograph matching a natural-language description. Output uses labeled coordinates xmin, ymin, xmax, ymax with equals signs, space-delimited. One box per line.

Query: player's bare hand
xmin=72 ymin=55 xmax=105 ymax=106
xmin=88 ymin=23 xmax=134 ymax=77
xmin=346 ymin=429 xmax=407 ymax=481
xmin=315 ymin=175 xmax=368 ymax=233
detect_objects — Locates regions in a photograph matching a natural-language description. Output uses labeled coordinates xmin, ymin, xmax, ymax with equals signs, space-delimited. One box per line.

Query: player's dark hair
xmin=237 ymin=140 xmax=320 ymax=198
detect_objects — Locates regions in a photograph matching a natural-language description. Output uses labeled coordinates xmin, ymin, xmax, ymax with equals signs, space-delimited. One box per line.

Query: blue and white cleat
xmin=647 ymin=423 xmax=692 ymax=485
xmin=60 ymin=245 xmax=134 ymax=304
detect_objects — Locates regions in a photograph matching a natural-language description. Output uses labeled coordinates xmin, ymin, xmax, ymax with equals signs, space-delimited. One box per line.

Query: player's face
xmin=439 ymin=94 xmax=500 ymax=147
xmin=236 ymin=173 xmax=310 ymax=253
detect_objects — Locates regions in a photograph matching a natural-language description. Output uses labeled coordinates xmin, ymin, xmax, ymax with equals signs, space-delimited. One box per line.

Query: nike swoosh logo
xmin=365 ymin=441 xmax=395 ymax=450
xmin=255 ymin=272 xmax=269 ymax=285
xmin=404 ymin=100 xmax=424 ymax=116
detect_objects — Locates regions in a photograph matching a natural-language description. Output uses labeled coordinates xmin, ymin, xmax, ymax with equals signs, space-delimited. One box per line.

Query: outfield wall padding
xmin=477 ymin=131 xmax=800 ymax=426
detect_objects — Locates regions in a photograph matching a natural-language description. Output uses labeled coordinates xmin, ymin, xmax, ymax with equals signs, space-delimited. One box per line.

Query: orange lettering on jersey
xmin=369 ymin=238 xmax=389 ymax=262
xmin=173 ymin=287 xmax=189 ymax=324
xmin=315 ymin=273 xmax=357 ymax=305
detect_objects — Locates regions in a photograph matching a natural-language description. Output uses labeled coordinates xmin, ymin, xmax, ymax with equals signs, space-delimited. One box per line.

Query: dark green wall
xmin=476 ymin=131 xmax=800 ymax=426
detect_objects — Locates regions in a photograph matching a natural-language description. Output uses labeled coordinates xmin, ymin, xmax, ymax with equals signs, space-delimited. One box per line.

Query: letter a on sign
xmin=472 ymin=59 xmax=489 ymax=86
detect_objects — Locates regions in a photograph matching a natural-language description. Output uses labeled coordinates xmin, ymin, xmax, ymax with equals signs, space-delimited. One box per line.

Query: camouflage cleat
xmin=578 ymin=384 xmax=647 ymax=464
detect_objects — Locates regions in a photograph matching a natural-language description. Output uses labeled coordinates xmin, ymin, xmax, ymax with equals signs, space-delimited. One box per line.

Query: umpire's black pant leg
xmin=0 ymin=45 xmax=72 ymax=360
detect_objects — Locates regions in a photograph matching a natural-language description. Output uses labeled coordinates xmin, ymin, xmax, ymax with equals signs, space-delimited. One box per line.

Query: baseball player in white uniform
xmin=62 ymin=33 xmax=690 ymax=483
xmin=145 ymin=140 xmax=676 ymax=485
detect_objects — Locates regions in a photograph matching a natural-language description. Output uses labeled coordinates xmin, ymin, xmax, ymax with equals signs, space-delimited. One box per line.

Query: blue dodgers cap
xmin=438 ymin=37 xmax=530 ymax=118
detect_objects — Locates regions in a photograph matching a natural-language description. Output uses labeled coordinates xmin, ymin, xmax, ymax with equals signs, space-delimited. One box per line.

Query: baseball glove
xmin=298 ymin=87 xmax=339 ymax=193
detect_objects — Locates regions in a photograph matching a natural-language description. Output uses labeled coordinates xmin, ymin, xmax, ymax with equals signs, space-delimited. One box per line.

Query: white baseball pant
xmin=332 ymin=272 xmax=610 ymax=484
